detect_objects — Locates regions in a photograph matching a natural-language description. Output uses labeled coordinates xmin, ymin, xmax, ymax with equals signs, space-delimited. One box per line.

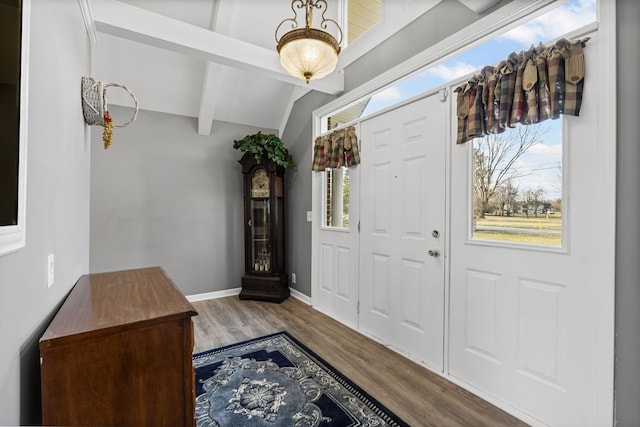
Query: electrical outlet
xmin=47 ymin=254 xmax=55 ymax=288
xmin=306 ymin=211 xmax=312 ymax=222
xmin=291 ymin=273 xmax=296 ymax=284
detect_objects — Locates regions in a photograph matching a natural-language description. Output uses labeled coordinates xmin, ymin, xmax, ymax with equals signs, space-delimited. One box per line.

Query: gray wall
xmin=615 ymin=1 xmax=640 ymax=425
xmin=282 ymin=92 xmax=336 ymax=296
xmin=0 ymin=2 xmax=91 ymax=425
xmin=90 ymin=108 xmax=277 ymax=296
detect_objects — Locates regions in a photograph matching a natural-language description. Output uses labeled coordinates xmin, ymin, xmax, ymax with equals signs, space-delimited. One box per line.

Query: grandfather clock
xmin=239 ymin=152 xmax=289 ymax=303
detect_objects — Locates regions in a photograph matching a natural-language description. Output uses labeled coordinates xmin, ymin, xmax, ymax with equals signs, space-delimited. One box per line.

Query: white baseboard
xmin=186 ymin=287 xmax=241 ymax=302
xmin=289 ymin=288 xmax=311 ymax=305
xmin=187 ymin=287 xmax=311 ymax=305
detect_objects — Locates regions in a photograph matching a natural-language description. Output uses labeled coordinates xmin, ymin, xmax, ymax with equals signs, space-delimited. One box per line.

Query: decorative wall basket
xmin=81 ymin=77 xmax=138 ymax=127
xmin=81 ymin=76 xmax=139 ymax=149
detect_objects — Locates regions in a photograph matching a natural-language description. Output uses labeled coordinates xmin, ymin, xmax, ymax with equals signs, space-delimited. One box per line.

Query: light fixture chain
xmin=315 ymin=0 xmax=343 ymax=45
xmin=275 ymin=0 xmax=304 ymax=42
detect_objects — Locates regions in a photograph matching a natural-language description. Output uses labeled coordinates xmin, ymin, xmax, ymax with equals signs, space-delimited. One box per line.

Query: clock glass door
xmin=250 ymin=199 xmax=271 ymax=272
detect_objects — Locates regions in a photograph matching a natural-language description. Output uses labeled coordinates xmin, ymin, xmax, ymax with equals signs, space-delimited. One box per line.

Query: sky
xmin=363 ymin=0 xmax=596 ymax=114
xmin=360 ymin=0 xmax=596 ymax=200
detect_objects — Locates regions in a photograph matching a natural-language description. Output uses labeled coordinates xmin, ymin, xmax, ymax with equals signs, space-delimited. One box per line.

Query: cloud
xmin=425 ymin=62 xmax=478 ymax=81
xmin=370 ymin=86 xmax=402 ymax=102
xmin=375 ymin=86 xmax=402 ymax=101
xmin=498 ymin=0 xmax=596 ymax=46
xmin=512 ymin=142 xmax=563 ymax=196
xmin=529 ymin=143 xmax=562 ymax=157
xmin=362 ymin=86 xmax=403 ymax=115
xmin=498 ymin=122 xmax=563 ymax=196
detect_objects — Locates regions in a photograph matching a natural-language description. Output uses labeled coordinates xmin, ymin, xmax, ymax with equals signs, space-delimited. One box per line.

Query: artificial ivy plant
xmin=233 ymin=132 xmax=296 ymax=170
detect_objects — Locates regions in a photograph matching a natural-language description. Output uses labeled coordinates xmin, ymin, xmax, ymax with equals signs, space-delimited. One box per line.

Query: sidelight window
xmin=323 ymin=167 xmax=350 ymax=229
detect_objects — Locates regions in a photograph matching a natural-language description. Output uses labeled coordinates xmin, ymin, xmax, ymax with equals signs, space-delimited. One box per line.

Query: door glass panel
xmin=471 ymin=120 xmax=562 ymax=247
xmin=251 ymin=199 xmax=271 ymax=271
xmin=324 ymin=167 xmax=350 ymax=229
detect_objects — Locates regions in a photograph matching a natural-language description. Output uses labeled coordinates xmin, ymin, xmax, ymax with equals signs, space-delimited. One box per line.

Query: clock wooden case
xmin=239 ymin=152 xmax=289 ymax=303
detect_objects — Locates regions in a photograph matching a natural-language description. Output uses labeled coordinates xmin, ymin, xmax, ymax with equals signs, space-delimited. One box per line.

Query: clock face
xmin=251 ymin=169 xmax=270 ymax=198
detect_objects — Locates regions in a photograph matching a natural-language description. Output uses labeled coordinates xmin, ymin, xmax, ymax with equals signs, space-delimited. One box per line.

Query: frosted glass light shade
xmin=277 ymin=28 xmax=340 ymax=84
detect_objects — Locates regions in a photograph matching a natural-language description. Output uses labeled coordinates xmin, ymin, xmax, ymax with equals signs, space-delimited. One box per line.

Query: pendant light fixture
xmin=275 ymin=0 xmax=343 ymax=84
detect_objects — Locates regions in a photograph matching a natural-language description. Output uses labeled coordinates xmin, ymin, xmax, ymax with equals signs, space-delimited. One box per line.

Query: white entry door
xmin=312 ymin=164 xmax=360 ymax=329
xmin=448 ymin=33 xmax=614 ymax=426
xmin=359 ymin=92 xmax=447 ymax=370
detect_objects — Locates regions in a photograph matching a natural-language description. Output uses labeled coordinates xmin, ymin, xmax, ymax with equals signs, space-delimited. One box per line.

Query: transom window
xmin=322 ymin=0 xmax=596 ymax=132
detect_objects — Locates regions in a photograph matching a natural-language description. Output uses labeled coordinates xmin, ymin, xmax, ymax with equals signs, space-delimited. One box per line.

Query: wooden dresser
xmin=39 ymin=267 xmax=198 ymax=426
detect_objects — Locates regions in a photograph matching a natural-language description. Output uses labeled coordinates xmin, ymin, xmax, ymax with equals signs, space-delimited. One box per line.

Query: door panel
xmin=313 ymin=167 xmax=359 ymax=329
xmin=359 ymin=93 xmax=446 ymax=370
xmin=449 ymin=33 xmax=612 ymax=426
xmin=372 ymin=254 xmax=391 ymax=317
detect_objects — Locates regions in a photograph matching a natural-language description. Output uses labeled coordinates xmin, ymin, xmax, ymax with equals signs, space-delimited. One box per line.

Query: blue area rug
xmin=193 ymin=331 xmax=409 ymax=427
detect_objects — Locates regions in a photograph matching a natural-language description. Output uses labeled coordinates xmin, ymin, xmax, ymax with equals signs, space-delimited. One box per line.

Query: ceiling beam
xmin=197 ymin=0 xmax=234 ymax=136
xmin=91 ymin=0 xmax=344 ymax=95
xmin=198 ymin=61 xmax=224 ymax=136
xmin=457 ymin=0 xmax=502 ymax=14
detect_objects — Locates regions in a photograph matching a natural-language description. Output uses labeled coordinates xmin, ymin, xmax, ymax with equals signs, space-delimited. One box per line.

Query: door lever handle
xmin=428 ymin=249 xmax=440 ymax=257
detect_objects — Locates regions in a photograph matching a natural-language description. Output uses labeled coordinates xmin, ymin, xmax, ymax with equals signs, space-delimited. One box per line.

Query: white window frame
xmin=1 ymin=0 xmax=30 ymax=256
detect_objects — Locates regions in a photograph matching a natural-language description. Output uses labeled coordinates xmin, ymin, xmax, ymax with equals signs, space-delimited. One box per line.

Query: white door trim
xmin=590 ymin=2 xmax=616 ymax=425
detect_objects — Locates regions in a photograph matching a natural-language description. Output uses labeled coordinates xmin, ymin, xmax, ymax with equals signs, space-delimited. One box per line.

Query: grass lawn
xmin=473 ymin=230 xmax=562 ymax=246
xmin=473 ymin=214 xmax=562 ymax=246
xmin=476 ymin=214 xmax=562 ymax=230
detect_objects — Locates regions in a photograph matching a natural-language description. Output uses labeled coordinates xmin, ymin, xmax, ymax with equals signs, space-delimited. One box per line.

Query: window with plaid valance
xmin=454 ymin=37 xmax=589 ymax=145
xmin=312 ymin=126 xmax=361 ymax=171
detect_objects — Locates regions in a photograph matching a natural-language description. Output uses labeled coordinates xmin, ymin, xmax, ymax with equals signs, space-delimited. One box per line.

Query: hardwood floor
xmin=191 ymin=296 xmax=528 ymax=427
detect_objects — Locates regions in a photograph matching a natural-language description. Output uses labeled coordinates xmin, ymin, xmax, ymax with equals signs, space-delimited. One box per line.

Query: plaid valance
xmin=455 ymin=37 xmax=589 ymax=144
xmin=312 ymin=125 xmax=361 ymax=171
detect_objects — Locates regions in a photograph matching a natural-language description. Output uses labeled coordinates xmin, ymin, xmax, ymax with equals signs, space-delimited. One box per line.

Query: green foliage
xmin=233 ymin=132 xmax=296 ymax=170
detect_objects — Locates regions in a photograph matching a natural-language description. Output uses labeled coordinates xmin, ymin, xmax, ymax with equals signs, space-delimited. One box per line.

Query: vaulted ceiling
xmin=85 ymin=0 xmax=501 ymax=136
